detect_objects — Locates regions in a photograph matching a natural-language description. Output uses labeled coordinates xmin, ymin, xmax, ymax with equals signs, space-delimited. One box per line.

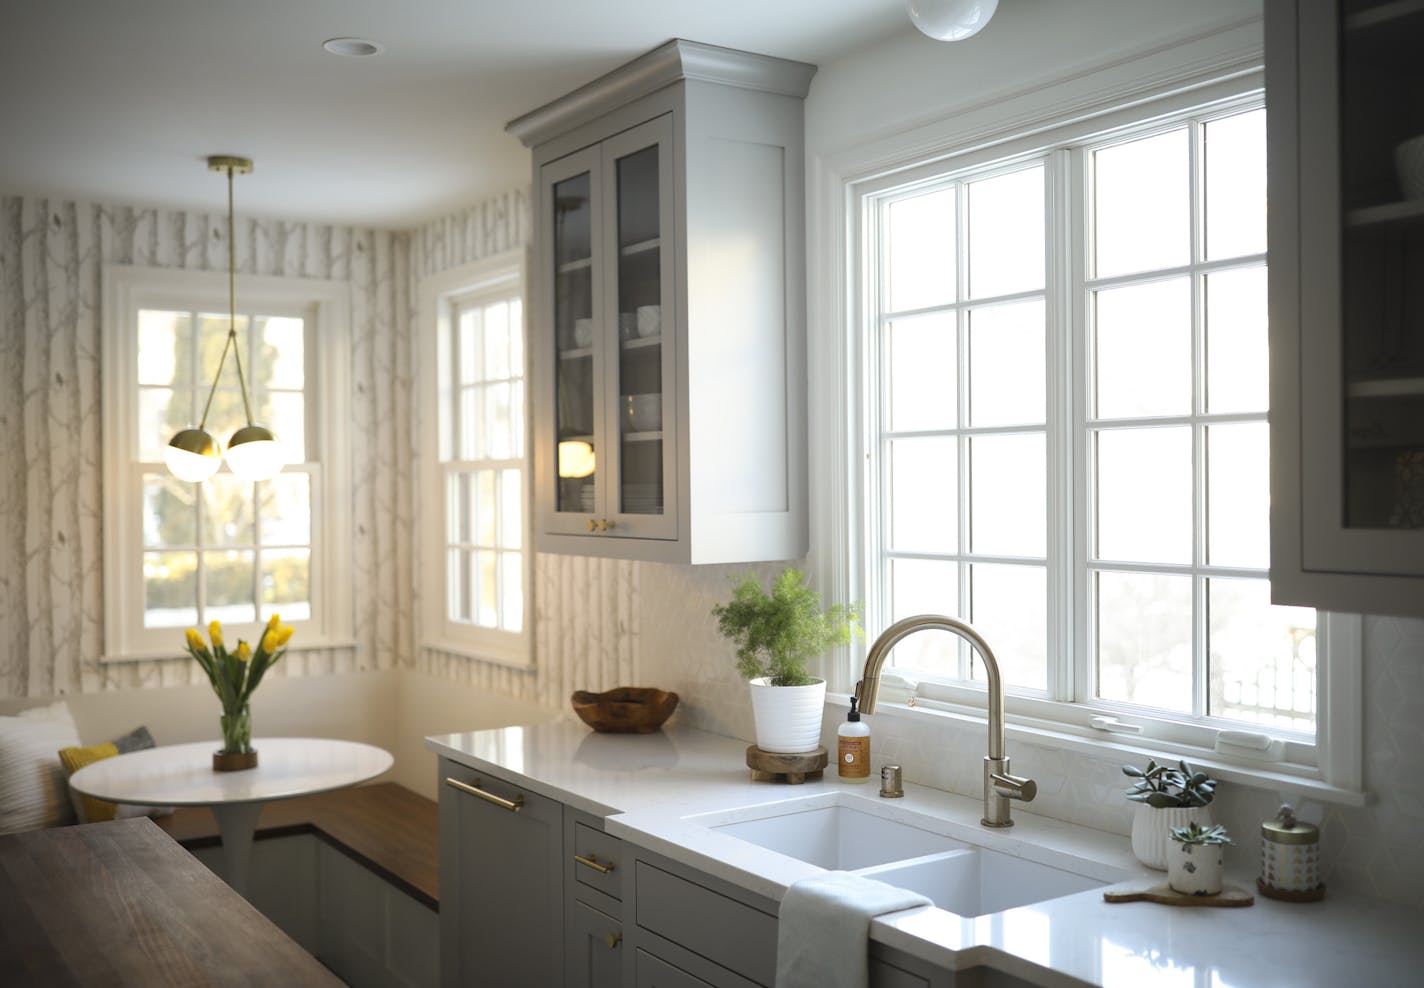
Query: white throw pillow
xmin=0 ymin=700 xmax=82 ymax=834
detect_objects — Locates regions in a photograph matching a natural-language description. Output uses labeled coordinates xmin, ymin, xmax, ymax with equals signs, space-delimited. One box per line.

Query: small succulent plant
xmin=1169 ymin=821 xmax=1233 ymax=846
xmin=1121 ymin=758 xmax=1217 ymax=808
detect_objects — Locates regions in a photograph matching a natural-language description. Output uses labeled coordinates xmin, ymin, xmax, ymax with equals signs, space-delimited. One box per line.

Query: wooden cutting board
xmin=1104 ymin=882 xmax=1255 ymax=907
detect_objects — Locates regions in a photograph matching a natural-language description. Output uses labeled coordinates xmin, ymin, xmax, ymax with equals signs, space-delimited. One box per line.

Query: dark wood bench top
xmin=0 ymin=817 xmax=343 ymax=987
xmin=153 ymin=781 xmax=439 ymax=909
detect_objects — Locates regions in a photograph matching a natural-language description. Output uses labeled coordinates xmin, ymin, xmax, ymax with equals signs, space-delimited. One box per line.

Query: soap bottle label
xmin=838 ymin=736 xmax=869 ymax=779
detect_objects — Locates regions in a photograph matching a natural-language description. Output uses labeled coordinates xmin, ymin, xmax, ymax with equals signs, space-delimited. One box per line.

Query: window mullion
xmin=1066 ymin=146 xmax=1093 ymax=706
xmin=956 ymin=181 xmax=972 ymax=680
xmin=1189 ymin=117 xmax=1209 ymax=721
xmin=1044 ymin=149 xmax=1071 ymax=704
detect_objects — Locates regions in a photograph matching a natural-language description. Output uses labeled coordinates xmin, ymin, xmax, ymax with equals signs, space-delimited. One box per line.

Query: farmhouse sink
xmin=859 ymin=848 xmax=1106 ymax=916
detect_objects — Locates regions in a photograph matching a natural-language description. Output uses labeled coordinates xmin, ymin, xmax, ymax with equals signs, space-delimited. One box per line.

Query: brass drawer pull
xmin=445 ymin=776 xmax=523 ymax=813
xmin=574 ymin=853 xmax=615 ymax=874
xmin=605 ymin=932 xmax=622 ymax=949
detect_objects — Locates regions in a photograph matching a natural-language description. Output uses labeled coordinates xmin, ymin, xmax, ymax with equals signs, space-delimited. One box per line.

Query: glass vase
xmin=214 ymin=704 xmax=258 ymax=771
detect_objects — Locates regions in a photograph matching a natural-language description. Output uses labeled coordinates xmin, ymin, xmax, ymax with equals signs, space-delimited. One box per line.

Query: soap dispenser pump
xmin=838 ymin=696 xmax=871 ymax=783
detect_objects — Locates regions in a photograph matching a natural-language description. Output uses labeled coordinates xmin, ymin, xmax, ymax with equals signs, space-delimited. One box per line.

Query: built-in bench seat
xmin=154 ymin=781 xmax=439 ymax=909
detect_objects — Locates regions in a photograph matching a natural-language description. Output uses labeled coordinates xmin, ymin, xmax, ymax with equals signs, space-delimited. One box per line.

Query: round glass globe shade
xmin=906 ymin=0 xmax=998 ymax=41
xmin=225 ymin=428 xmax=284 ymax=482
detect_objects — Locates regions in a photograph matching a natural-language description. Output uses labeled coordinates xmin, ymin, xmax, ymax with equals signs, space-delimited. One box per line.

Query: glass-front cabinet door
xmin=545 ymin=147 xmax=603 ymax=535
xmin=539 ymin=115 xmax=676 ymax=542
xmin=602 ymin=116 xmax=677 ymax=540
xmin=1267 ymin=0 xmax=1424 ymax=615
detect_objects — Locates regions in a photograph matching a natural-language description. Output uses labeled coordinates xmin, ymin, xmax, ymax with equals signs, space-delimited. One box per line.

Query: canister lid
xmin=1262 ymin=803 xmax=1318 ymax=845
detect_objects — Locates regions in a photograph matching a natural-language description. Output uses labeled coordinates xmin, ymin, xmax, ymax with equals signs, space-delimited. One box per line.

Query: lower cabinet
xmin=435 ymin=760 xmax=1033 ymax=988
xmin=318 ymin=842 xmax=439 ymax=988
xmin=190 ymin=833 xmax=437 ymax=988
xmin=438 ymin=758 xmax=564 ymax=988
xmin=570 ymin=899 xmax=625 ymax=988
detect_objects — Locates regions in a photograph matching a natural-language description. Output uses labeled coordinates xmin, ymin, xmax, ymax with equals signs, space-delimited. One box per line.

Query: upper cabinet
xmin=1267 ymin=0 xmax=1424 ymax=616
xmin=509 ymin=40 xmax=814 ymax=563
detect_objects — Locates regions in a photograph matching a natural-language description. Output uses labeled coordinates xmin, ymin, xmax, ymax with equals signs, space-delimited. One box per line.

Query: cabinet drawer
xmin=572 ymin=821 xmax=624 ymax=901
xmin=636 ymin=949 xmax=716 ymax=988
xmin=635 ymin=862 xmax=776 ymax=986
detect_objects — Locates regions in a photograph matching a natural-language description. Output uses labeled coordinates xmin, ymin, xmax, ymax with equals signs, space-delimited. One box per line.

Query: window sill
xmin=827 ymin=692 xmax=1371 ymax=809
xmin=419 ymin=639 xmax=533 ymax=671
xmin=101 ymin=638 xmax=359 ymax=664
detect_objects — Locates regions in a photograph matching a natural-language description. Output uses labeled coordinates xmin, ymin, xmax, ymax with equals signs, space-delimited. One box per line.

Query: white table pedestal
xmin=211 ymin=801 xmax=264 ymax=897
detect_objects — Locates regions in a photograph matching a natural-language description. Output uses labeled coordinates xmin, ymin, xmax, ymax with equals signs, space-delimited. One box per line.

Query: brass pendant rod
xmin=221 ymin=164 xmax=257 ymax=426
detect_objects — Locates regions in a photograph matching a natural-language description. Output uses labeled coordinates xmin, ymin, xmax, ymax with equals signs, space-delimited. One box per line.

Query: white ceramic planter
xmin=1130 ymin=803 xmax=1213 ymax=871
xmin=748 ymin=677 xmax=826 ymax=753
xmin=1167 ymin=839 xmax=1226 ymax=895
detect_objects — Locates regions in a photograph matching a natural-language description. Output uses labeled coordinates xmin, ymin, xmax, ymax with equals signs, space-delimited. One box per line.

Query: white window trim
xmin=417 ymin=249 xmax=533 ymax=668
xmin=100 ymin=265 xmax=353 ymax=661
xmin=807 ymin=27 xmax=1364 ymax=799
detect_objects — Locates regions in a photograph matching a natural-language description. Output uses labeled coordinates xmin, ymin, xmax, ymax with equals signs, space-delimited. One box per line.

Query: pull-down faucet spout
xmin=855 ymin=614 xmax=1036 ymax=828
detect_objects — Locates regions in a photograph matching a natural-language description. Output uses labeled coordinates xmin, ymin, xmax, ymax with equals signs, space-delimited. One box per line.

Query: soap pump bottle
xmin=838 ymin=696 xmax=871 ymax=783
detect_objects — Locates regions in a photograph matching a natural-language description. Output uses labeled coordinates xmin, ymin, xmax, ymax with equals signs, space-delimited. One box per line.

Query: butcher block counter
xmin=0 ymin=816 xmax=341 ymax=987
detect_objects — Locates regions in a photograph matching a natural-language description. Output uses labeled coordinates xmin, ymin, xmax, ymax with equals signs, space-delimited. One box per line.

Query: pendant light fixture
xmin=163 ymin=156 xmax=283 ymax=483
xmin=905 ymin=0 xmax=998 ymax=41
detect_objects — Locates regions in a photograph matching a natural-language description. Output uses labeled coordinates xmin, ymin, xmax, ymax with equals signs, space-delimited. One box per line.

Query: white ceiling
xmin=0 ymin=0 xmax=910 ymax=228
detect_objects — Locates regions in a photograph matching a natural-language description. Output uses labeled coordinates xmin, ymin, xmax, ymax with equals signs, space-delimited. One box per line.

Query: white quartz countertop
xmin=426 ymin=720 xmax=1421 ymax=988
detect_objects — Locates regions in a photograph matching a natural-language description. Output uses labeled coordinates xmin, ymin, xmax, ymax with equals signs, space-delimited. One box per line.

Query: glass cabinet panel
xmin=613 ymin=142 xmax=665 ymax=518
xmin=552 ymin=170 xmax=597 ymax=516
xmin=1339 ymin=1 xmax=1424 ymax=530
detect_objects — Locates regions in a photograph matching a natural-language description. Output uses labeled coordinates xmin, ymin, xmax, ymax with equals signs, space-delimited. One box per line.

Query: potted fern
xmin=1122 ymin=758 xmax=1217 ymax=870
xmin=712 ymin=568 xmax=862 ymax=753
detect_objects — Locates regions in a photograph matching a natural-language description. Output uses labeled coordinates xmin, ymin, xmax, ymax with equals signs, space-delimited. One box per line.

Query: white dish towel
xmin=775 ymin=871 xmax=933 ymax=988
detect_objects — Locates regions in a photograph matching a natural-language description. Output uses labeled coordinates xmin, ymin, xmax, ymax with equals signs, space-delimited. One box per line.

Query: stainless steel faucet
xmin=855 ymin=614 xmax=1036 ymax=828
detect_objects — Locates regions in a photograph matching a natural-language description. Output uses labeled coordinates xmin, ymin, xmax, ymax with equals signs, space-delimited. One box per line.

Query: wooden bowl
xmin=571 ymin=687 xmax=679 ymax=734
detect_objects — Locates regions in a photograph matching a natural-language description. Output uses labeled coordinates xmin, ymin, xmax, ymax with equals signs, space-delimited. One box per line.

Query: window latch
xmin=1089 ymin=715 xmax=1142 ymax=735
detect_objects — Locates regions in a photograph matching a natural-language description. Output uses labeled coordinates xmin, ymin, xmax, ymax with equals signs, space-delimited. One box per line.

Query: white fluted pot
xmin=748 ymin=678 xmax=826 ymax=753
xmin=1131 ymin=804 xmax=1214 ymax=870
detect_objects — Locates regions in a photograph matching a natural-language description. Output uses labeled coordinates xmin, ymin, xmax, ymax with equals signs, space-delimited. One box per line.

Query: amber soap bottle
xmin=838 ymin=696 xmax=870 ymax=782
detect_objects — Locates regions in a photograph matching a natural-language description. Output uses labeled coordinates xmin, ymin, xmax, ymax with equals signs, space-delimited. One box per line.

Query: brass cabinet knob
xmin=600 ymin=518 xmax=615 ymax=531
xmin=605 ymin=932 xmax=622 ymax=950
xmin=587 ymin=518 xmax=597 ymax=532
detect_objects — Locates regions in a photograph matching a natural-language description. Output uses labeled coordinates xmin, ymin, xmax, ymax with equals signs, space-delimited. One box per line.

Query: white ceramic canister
xmin=1258 ymin=804 xmax=1324 ymax=901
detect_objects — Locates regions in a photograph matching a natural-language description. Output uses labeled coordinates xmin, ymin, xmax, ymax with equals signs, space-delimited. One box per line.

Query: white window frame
xmin=811 ymin=58 xmax=1364 ymax=800
xmin=101 ymin=266 xmax=353 ymax=660
xmin=418 ymin=250 xmax=532 ymax=668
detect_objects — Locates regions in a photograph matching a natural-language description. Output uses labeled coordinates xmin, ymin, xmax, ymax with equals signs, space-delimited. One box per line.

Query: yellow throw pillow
xmin=57 ymin=726 xmax=170 ymax=825
xmin=57 ymin=742 xmax=122 ymax=823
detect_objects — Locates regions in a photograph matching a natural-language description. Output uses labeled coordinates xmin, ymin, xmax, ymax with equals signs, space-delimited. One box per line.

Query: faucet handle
xmin=990 ymin=772 xmax=1037 ymax=803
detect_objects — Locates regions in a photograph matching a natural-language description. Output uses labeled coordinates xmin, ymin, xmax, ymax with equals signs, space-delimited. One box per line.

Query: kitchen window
xmin=420 ymin=254 xmax=530 ymax=666
xmin=850 ymin=94 xmax=1360 ymax=785
xmin=101 ymin=267 xmax=352 ymax=659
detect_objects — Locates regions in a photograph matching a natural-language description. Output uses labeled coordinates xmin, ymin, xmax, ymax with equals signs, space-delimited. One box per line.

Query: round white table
xmin=68 ymin=737 xmax=393 ymax=897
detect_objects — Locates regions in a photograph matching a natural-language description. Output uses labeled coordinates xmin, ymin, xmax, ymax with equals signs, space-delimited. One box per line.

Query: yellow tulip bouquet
xmin=184 ymin=616 xmax=295 ymax=759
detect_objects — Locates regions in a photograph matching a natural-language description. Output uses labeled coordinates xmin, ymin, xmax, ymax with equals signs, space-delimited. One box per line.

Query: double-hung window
xmin=102 ymin=268 xmax=352 ymax=659
xmin=855 ymin=93 xmax=1357 ymax=782
xmin=421 ymin=254 xmax=530 ymax=666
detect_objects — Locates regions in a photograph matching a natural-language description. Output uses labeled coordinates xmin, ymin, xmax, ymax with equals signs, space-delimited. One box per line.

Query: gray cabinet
xmin=512 ymin=39 xmax=815 ymax=564
xmin=567 ymin=809 xmax=626 ymax=988
xmin=625 ymin=846 xmax=777 ymax=988
xmin=570 ymin=899 xmax=625 ymax=988
xmin=438 ymin=758 xmax=563 ymax=988
xmin=1267 ymin=0 xmax=1424 ymax=615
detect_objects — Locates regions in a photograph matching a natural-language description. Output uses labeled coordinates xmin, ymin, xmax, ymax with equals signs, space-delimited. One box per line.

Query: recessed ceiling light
xmin=322 ymin=37 xmax=384 ymax=57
